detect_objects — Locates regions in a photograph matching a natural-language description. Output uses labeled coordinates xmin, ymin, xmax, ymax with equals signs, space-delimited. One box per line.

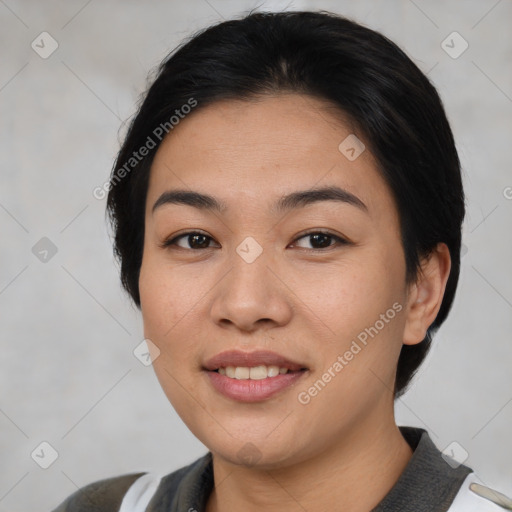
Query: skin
xmin=138 ymin=93 xmax=451 ymax=511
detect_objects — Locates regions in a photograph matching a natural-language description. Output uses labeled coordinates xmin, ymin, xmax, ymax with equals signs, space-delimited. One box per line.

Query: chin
xmin=212 ymin=442 xmax=301 ymax=470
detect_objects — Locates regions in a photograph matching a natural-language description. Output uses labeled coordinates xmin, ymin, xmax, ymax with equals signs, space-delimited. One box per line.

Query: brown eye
xmin=162 ymin=232 xmax=219 ymax=250
xmin=292 ymin=231 xmax=349 ymax=250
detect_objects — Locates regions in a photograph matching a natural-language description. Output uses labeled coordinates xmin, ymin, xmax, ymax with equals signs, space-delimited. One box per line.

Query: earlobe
xmin=403 ymin=243 xmax=451 ymax=346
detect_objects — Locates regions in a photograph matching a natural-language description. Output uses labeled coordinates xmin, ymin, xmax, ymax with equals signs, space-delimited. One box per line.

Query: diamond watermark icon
xmin=133 ymin=338 xmax=161 ymax=366
xmin=442 ymin=441 xmax=469 ymax=468
xmin=236 ymin=442 xmax=262 ymax=466
xmin=32 ymin=237 xmax=58 ymax=263
xmin=31 ymin=441 xmax=59 ymax=469
xmin=338 ymin=134 xmax=365 ymax=161
xmin=441 ymin=32 xmax=468 ymax=59
xmin=31 ymin=32 xmax=59 ymax=59
xmin=236 ymin=236 xmax=263 ymax=263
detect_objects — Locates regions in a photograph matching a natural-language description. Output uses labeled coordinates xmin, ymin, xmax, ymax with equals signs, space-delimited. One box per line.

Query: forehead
xmin=146 ymin=93 xmax=393 ymax=218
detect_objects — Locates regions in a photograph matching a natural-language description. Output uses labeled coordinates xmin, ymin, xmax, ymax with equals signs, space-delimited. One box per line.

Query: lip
xmin=203 ymin=350 xmax=309 ymax=403
xmin=203 ymin=349 xmax=307 ymax=372
xmin=206 ymin=370 xmax=306 ymax=402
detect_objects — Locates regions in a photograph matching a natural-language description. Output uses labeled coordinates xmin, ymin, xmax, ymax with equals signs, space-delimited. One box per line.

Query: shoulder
xmin=448 ymin=472 xmax=512 ymax=511
xmin=51 ymin=453 xmax=213 ymax=512
xmin=51 ymin=472 xmax=146 ymax=512
xmin=384 ymin=427 xmax=512 ymax=512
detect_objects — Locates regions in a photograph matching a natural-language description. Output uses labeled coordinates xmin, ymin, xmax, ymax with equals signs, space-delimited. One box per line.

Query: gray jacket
xmin=51 ymin=426 xmax=511 ymax=511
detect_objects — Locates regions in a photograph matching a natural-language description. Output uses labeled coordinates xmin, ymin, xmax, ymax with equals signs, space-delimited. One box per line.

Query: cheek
xmin=293 ymin=247 xmax=407 ymax=397
xmin=139 ymin=258 xmax=199 ymax=413
xmin=139 ymin=262 xmax=173 ymax=338
xmin=139 ymin=252 xmax=202 ymax=339
xmin=291 ymin=248 xmax=404 ymax=341
xmin=138 ymin=254 xmax=210 ymax=384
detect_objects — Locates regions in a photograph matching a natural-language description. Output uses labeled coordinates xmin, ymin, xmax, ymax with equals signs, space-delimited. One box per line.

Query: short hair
xmin=106 ymin=10 xmax=465 ymax=398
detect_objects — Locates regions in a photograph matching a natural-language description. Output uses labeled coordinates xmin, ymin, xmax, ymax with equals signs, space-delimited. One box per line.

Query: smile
xmin=216 ymin=365 xmax=290 ymax=379
xmin=203 ymin=349 xmax=309 ymax=402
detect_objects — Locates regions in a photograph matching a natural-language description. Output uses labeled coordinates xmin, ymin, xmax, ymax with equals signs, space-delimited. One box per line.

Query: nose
xmin=209 ymin=245 xmax=293 ymax=333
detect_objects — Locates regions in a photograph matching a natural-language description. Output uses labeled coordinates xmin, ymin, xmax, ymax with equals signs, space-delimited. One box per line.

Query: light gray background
xmin=0 ymin=0 xmax=511 ymax=510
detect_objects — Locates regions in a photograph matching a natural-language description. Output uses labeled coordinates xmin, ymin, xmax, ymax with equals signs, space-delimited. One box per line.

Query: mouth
xmin=203 ymin=350 xmax=309 ymax=402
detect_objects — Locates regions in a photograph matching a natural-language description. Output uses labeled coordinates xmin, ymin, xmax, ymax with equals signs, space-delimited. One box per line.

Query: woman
xmin=53 ymin=10 xmax=511 ymax=512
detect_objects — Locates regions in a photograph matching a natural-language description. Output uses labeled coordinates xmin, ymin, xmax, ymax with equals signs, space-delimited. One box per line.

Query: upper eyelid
xmin=164 ymin=230 xmax=219 ymax=247
xmin=293 ymin=229 xmax=346 ymax=240
xmin=290 ymin=231 xmax=349 ymax=248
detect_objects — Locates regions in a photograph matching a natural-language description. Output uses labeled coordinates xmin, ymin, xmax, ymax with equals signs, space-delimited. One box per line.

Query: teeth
xmin=219 ymin=365 xmax=289 ymax=380
xmin=234 ymin=367 xmax=250 ymax=379
xmin=249 ymin=366 xmax=268 ymax=380
xmin=267 ymin=366 xmax=280 ymax=377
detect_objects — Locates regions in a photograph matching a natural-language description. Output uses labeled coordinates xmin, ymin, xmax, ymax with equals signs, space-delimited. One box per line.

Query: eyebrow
xmin=151 ymin=186 xmax=367 ymax=215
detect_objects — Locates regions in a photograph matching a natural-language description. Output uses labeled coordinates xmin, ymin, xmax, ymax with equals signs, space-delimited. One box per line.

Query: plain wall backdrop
xmin=0 ymin=0 xmax=511 ymax=510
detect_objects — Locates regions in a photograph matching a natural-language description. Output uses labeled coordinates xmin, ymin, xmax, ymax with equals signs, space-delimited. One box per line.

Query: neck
xmin=206 ymin=413 xmax=413 ymax=512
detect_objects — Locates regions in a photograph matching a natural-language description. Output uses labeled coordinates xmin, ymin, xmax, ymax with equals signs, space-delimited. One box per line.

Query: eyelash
xmin=160 ymin=230 xmax=350 ymax=252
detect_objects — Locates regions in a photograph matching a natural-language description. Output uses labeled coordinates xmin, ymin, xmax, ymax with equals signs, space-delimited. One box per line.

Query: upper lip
xmin=203 ymin=350 xmax=307 ymax=372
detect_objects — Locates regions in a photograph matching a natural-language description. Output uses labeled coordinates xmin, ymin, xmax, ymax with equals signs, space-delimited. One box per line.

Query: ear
xmin=403 ymin=243 xmax=451 ymax=346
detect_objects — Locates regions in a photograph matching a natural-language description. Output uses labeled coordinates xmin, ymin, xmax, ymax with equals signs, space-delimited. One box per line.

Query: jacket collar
xmin=147 ymin=426 xmax=472 ymax=511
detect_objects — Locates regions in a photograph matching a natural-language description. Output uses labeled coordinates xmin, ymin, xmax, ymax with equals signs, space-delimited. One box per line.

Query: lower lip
xmin=206 ymin=370 xmax=307 ymax=402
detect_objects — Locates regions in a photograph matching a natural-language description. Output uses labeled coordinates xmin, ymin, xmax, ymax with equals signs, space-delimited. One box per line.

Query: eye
xmin=161 ymin=230 xmax=349 ymax=251
xmin=161 ymin=231 xmax=219 ymax=250
xmin=290 ymin=230 xmax=349 ymax=250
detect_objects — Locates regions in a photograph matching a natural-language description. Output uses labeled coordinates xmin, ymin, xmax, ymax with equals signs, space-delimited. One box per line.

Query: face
xmin=139 ymin=93 xmax=412 ymax=469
